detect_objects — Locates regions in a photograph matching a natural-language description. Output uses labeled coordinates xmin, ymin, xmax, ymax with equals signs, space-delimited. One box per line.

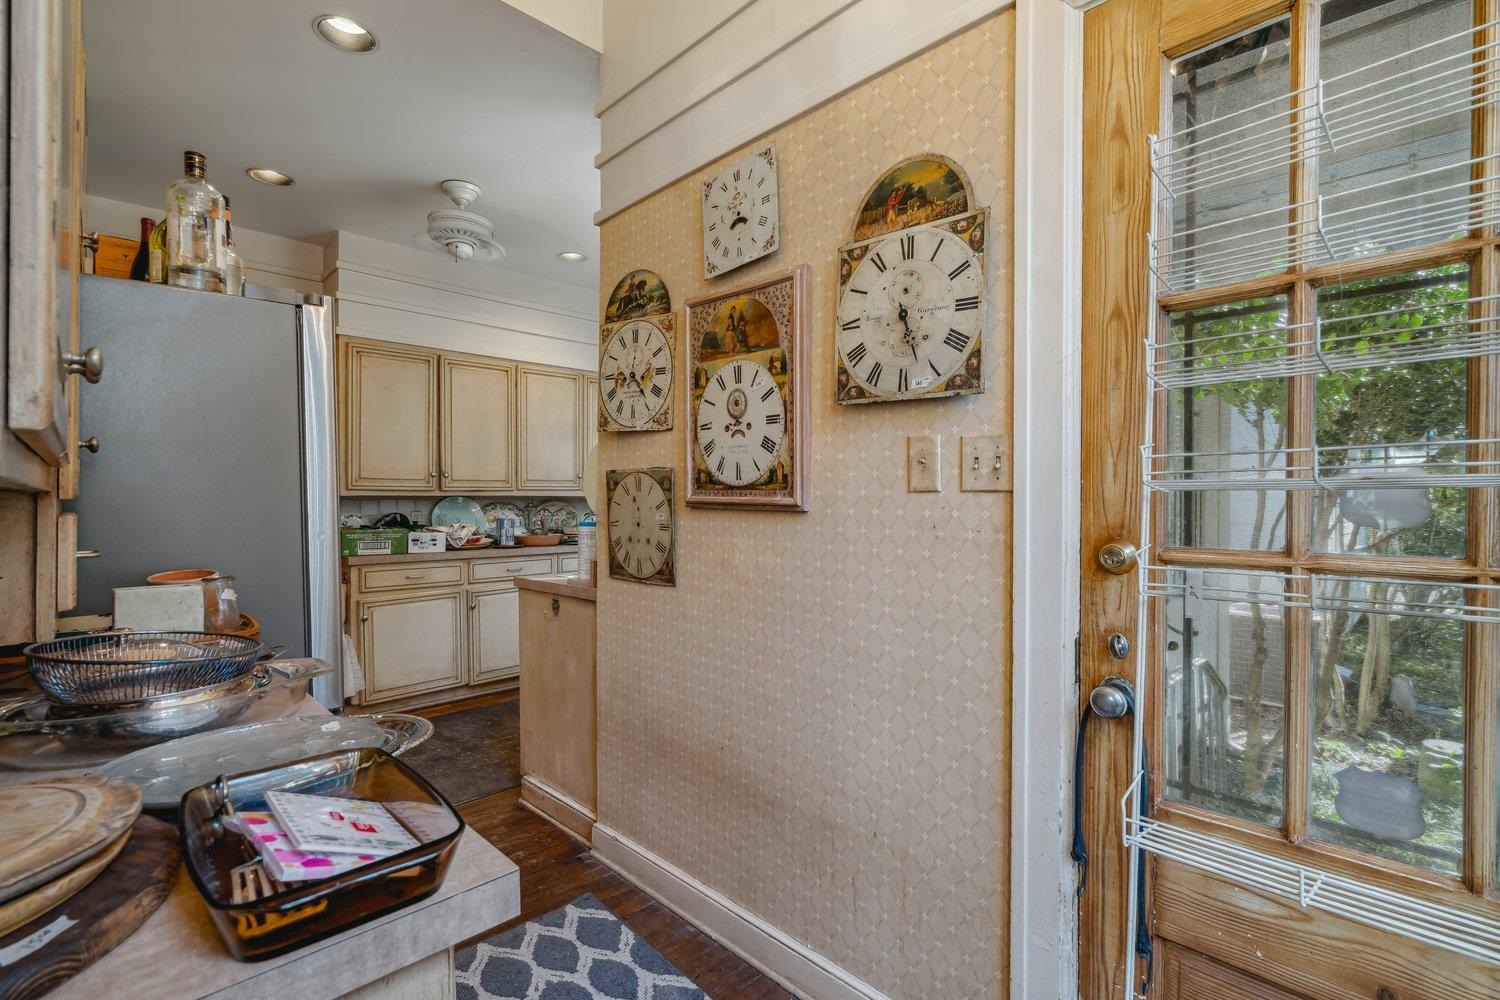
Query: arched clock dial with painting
xmin=598 ymin=269 xmax=675 ymax=432
xmin=835 ymin=155 xmax=987 ymax=404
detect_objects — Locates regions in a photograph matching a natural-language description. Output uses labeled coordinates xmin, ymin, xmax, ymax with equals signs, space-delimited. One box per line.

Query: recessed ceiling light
xmin=246 ymin=167 xmax=295 ymax=186
xmin=557 ymin=251 xmax=588 ymax=263
xmin=312 ymin=14 xmax=378 ymax=53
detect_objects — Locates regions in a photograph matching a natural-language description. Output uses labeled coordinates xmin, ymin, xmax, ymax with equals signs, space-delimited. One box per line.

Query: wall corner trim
xmin=590 ymin=824 xmax=894 ymax=1000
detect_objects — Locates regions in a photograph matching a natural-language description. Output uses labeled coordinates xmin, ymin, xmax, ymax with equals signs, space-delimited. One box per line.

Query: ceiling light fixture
xmin=422 ymin=180 xmax=503 ymax=262
xmin=312 ymin=14 xmax=378 ymax=53
xmin=246 ymin=167 xmax=295 ymax=186
xmin=557 ymin=251 xmax=588 ymax=263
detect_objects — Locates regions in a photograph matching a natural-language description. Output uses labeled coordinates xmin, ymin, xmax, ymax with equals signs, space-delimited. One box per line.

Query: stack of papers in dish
xmin=229 ymin=791 xmax=422 ymax=883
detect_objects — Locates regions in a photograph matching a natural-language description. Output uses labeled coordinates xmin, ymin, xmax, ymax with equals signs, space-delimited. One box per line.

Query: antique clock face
xmin=599 ymin=316 xmax=674 ymax=431
xmin=695 ymin=358 xmax=785 ymax=487
xmin=606 ymin=468 xmax=675 ymax=586
xmin=702 ymin=144 xmax=779 ymax=278
xmin=836 ymin=220 xmax=984 ymax=402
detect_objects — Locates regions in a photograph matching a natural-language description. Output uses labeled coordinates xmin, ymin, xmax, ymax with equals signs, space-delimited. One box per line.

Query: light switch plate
xmin=961 ymin=434 xmax=1010 ymax=492
xmin=907 ymin=435 xmax=941 ymax=492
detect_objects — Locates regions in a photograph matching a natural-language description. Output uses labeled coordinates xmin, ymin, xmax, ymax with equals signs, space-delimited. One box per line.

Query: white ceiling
xmin=83 ymin=0 xmax=601 ymax=290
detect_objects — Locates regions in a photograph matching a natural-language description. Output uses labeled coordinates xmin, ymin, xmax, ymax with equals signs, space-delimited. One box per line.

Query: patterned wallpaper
xmin=596 ymin=15 xmax=1014 ymax=998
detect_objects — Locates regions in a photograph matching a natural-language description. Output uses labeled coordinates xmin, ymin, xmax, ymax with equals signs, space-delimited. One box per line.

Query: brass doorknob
xmin=63 ymin=347 xmax=105 ymax=383
xmin=1097 ymin=542 xmax=1139 ymax=575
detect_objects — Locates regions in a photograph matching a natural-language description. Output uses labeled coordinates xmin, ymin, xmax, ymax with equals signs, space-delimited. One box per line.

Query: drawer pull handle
xmin=63 ymin=347 xmax=105 ymax=383
xmin=403 ymin=573 xmax=424 ymax=580
xmin=79 ymin=435 xmax=100 ymax=453
xmin=76 ymin=549 xmax=102 ymax=559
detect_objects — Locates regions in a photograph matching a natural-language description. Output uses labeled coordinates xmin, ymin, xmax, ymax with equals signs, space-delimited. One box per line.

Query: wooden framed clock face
xmin=835 ymin=216 xmax=984 ymax=402
xmin=599 ymin=314 xmax=675 ymax=431
xmin=702 ymin=144 xmax=779 ymax=279
xmin=606 ymin=467 xmax=675 ymax=586
xmin=684 ymin=265 xmax=809 ymax=510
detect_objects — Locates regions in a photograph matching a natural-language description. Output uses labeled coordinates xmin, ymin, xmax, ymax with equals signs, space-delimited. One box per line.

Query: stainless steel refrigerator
xmin=71 ymin=275 xmax=342 ymax=706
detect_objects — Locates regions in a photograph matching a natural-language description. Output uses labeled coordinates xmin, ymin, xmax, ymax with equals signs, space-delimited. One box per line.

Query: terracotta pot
xmin=146 ymin=568 xmax=217 ymax=586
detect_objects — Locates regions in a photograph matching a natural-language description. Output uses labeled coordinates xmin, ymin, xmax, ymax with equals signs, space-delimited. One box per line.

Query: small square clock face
xmin=702 ymin=144 xmax=779 ymax=279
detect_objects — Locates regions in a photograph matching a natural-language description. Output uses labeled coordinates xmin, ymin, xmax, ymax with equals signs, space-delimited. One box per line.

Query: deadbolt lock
xmin=1097 ymin=541 xmax=1139 ymax=575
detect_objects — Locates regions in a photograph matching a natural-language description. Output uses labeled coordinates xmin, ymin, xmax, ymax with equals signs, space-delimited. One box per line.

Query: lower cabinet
xmin=357 ymin=589 xmax=466 ymax=704
xmin=468 ymin=585 xmax=520 ymax=684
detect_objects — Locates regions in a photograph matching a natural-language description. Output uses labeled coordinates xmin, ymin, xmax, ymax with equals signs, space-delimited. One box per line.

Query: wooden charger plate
xmin=0 ymin=829 xmax=129 ymax=937
xmin=0 ymin=777 xmax=141 ymax=905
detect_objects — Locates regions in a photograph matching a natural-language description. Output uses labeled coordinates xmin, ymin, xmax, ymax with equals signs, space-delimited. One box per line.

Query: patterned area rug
xmin=456 ymin=894 xmax=708 ymax=1000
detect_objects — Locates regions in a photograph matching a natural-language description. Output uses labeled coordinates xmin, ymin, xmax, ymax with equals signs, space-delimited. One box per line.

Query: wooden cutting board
xmin=0 ymin=830 xmax=129 ymax=938
xmin=0 ymin=778 xmax=141 ymax=905
xmin=0 ymin=815 xmax=179 ymax=1000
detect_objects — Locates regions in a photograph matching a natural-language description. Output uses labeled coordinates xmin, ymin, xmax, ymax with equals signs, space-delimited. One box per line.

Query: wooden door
xmin=515 ymin=365 xmax=583 ymax=493
xmin=469 ymin=584 xmax=520 ymax=684
xmin=1079 ymin=2 xmax=1500 ymax=998
xmin=341 ymin=339 xmax=438 ymax=494
xmin=356 ymin=589 xmax=465 ymax=704
xmin=441 ymin=355 xmax=514 ymax=492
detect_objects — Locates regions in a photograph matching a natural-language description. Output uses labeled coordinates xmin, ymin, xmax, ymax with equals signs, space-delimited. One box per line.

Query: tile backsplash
xmin=338 ymin=495 xmax=590 ymax=528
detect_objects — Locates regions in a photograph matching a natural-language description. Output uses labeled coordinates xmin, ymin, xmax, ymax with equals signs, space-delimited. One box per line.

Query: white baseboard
xmin=590 ymin=824 xmax=892 ymax=1000
xmin=519 ymin=775 xmax=595 ymax=845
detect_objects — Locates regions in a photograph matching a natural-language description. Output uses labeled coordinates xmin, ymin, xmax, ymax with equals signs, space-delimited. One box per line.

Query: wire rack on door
xmin=1121 ymin=14 xmax=1500 ymax=997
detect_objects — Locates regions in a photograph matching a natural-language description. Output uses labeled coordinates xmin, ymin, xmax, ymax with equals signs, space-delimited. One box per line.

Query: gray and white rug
xmin=456 ymin=893 xmax=709 ymax=1000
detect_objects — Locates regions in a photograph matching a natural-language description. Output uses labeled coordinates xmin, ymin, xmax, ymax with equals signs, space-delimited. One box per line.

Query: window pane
xmin=1320 ymin=0 xmax=1475 ymax=257
xmin=1165 ymin=299 xmax=1290 ymax=550
xmin=1164 ymin=573 xmax=1285 ymax=826
xmin=1168 ymin=21 xmax=1292 ymax=290
xmin=1314 ymin=267 xmax=1469 ymax=559
xmin=1310 ymin=583 xmax=1465 ymax=875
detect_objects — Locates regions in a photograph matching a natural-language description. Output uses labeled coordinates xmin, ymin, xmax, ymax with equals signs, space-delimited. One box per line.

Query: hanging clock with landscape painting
xmin=599 ymin=269 xmax=675 ymax=432
xmin=701 ymin=143 xmax=780 ymax=279
xmin=835 ymin=154 xmax=986 ymax=404
xmin=684 ymin=265 xmax=809 ymax=510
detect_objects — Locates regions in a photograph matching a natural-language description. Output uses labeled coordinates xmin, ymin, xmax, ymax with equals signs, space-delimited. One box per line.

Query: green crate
xmin=339 ymin=528 xmax=408 ymax=557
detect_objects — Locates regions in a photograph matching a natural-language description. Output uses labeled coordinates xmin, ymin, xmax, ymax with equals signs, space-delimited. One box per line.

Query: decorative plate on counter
xmin=481 ymin=501 xmax=527 ymax=529
xmin=533 ymin=501 xmax=580 ymax=530
xmin=431 ymin=496 xmax=486 ymax=530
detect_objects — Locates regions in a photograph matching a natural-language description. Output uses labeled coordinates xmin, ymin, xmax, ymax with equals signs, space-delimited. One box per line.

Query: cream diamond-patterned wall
xmin=597 ymin=15 xmax=1014 ymax=998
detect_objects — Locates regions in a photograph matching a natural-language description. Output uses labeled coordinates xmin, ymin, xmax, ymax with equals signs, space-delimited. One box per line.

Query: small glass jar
xmin=205 ymin=575 xmax=240 ymax=633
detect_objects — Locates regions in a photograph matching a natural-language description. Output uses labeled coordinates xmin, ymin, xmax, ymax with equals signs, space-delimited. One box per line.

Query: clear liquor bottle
xmin=165 ymin=150 xmax=226 ymax=292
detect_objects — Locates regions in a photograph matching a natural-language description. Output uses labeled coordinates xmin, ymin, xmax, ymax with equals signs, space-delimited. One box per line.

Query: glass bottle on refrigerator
xmin=165 ymin=150 xmax=225 ymax=292
xmin=221 ymin=196 xmax=244 ymax=295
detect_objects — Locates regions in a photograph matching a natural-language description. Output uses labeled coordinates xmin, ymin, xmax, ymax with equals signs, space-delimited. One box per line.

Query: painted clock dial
xmin=836 ymin=224 xmax=983 ymax=401
xmin=599 ymin=316 xmax=674 ymax=431
xmin=702 ymin=144 xmax=779 ymax=279
xmin=607 ymin=468 xmax=675 ymax=586
xmin=695 ymin=357 xmax=785 ymax=487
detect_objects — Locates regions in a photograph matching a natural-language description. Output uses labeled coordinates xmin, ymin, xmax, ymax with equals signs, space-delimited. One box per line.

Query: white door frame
xmin=1010 ymin=0 xmax=1086 ymax=996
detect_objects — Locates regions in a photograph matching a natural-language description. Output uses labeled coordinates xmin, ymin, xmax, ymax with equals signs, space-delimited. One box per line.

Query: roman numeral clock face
xmin=836 ymin=225 xmax=984 ymax=402
xmin=600 ymin=318 xmax=673 ymax=431
xmin=696 ymin=358 xmax=785 ymax=487
xmin=702 ymin=146 xmax=779 ymax=278
xmin=607 ymin=469 xmax=675 ymax=585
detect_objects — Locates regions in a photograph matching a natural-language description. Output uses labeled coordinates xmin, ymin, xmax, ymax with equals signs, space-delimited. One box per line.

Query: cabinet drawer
xmin=359 ymin=562 xmax=464 ymax=592
xmin=470 ymin=556 xmax=554 ymax=582
xmin=557 ymin=556 xmax=579 ymax=573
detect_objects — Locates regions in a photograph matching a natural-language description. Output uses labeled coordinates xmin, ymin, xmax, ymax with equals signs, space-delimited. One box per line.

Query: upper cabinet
xmin=441 ymin=356 xmax=513 ymax=493
xmin=516 ymin=366 xmax=583 ymax=493
xmin=338 ymin=337 xmax=586 ymax=496
xmin=341 ymin=340 xmax=439 ymax=493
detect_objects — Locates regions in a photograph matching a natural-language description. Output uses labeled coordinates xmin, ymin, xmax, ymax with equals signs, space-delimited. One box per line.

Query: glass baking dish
xmin=178 ymin=747 xmax=464 ymax=961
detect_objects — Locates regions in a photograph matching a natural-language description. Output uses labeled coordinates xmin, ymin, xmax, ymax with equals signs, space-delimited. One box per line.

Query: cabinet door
xmin=515 ymin=366 xmax=582 ymax=493
xmin=342 ymin=340 xmax=438 ymax=493
xmin=441 ymin=356 xmax=513 ymax=492
xmin=582 ymin=374 xmax=599 ymax=460
xmin=356 ymin=589 xmax=464 ymax=704
xmin=468 ymin=585 xmax=520 ymax=685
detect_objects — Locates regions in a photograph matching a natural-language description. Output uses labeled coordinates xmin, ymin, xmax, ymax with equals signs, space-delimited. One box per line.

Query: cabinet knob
xmin=78 ymin=436 xmax=100 ymax=453
xmin=63 ymin=346 xmax=105 ymax=384
xmin=360 ymin=613 xmax=370 ymax=622
xmin=76 ymin=549 xmax=102 ymax=559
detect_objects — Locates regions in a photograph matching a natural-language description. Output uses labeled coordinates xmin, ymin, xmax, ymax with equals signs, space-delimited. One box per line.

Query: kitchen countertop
xmin=344 ymin=543 xmax=579 ymax=565
xmin=514 ymin=573 xmax=596 ymax=602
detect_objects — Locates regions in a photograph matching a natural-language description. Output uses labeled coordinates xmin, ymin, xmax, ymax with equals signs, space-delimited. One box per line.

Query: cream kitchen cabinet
xmin=341 ymin=340 xmax=439 ymax=493
xmin=441 ymin=356 xmax=514 ymax=492
xmin=339 ymin=337 xmax=586 ymax=497
xmin=468 ymin=584 xmax=521 ymax=684
xmin=355 ymin=588 xmax=466 ymax=704
xmin=515 ymin=366 xmax=584 ymax=493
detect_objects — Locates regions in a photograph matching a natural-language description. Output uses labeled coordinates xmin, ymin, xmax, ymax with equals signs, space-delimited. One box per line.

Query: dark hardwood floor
xmin=458 ymin=787 xmax=793 ymax=999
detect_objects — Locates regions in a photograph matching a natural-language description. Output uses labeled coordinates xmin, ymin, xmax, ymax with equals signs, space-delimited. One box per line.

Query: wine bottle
xmin=129 ymin=217 xmax=154 ymax=280
xmin=165 ymin=150 xmax=226 ymax=292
